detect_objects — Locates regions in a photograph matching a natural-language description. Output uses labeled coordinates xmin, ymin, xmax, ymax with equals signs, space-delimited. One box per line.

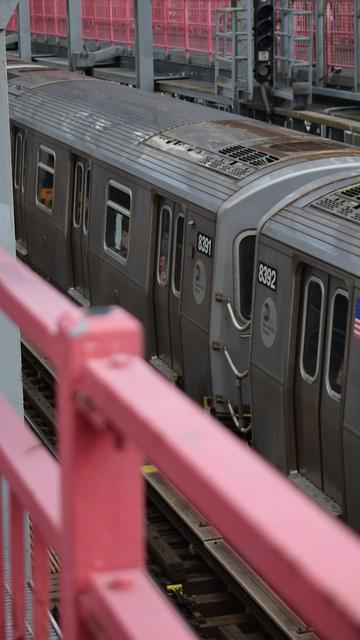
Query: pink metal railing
xmin=7 ymin=1 xmax=359 ymax=77
xmin=7 ymin=0 xmax=232 ymax=59
xmin=1 ymin=251 xmax=360 ymax=637
xmin=325 ymin=0 xmax=355 ymax=71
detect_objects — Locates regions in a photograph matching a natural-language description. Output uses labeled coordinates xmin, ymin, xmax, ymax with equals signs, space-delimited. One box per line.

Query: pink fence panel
xmin=6 ymin=10 xmax=18 ymax=31
xmin=167 ymin=0 xmax=186 ymax=53
xmin=112 ymin=0 xmax=134 ymax=48
xmin=152 ymin=0 xmax=169 ymax=52
xmin=325 ymin=0 xmax=354 ymax=71
xmin=30 ymin=0 xmax=47 ymax=35
xmin=187 ymin=0 xmax=231 ymax=57
xmin=31 ymin=0 xmax=67 ymax=37
xmin=291 ymin=0 xmax=316 ymax=64
xmin=82 ymin=0 xmax=133 ymax=45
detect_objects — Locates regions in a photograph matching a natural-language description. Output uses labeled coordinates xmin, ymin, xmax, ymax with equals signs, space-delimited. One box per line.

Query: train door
xmin=70 ymin=157 xmax=91 ymax=301
xmin=12 ymin=128 xmax=27 ymax=252
xmin=294 ymin=267 xmax=349 ymax=504
xmin=153 ymin=198 xmax=185 ymax=373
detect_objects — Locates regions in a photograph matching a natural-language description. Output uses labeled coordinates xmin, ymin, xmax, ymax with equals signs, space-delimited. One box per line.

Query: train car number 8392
xmin=258 ymin=262 xmax=277 ymax=291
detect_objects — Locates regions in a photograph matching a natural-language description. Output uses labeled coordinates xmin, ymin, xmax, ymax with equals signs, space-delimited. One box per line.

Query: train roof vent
xmin=198 ymin=154 xmax=252 ymax=178
xmin=7 ymin=71 xmax=19 ymax=81
xmin=145 ymin=134 xmax=253 ymax=180
xmin=340 ymin=183 xmax=360 ymax=200
xmin=312 ymin=193 xmax=360 ymax=224
xmin=218 ymin=144 xmax=279 ymax=167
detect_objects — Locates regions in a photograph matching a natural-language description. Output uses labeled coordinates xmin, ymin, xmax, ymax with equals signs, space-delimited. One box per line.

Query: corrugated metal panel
xmin=263 ymin=204 xmax=360 ymax=277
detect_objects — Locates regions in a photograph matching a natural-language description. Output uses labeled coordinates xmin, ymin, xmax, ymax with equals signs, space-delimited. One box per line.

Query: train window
xmin=300 ymin=278 xmax=324 ymax=382
xmin=234 ymin=231 xmax=256 ymax=322
xmin=14 ymin=133 xmax=22 ymax=189
xmin=326 ymin=289 xmax=348 ymax=399
xmin=73 ymin=162 xmax=84 ymax=228
xmin=157 ymin=205 xmax=172 ymax=286
xmin=83 ymin=168 xmax=91 ymax=235
xmin=172 ymin=213 xmax=185 ymax=296
xmin=108 ymin=182 xmax=131 ymax=211
xmin=105 ymin=180 xmax=132 ymax=261
xmin=36 ymin=145 xmax=55 ymax=212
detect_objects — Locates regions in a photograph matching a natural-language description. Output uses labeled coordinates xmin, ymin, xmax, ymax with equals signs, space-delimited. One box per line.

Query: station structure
xmin=2 ymin=1 xmax=360 ymax=638
xmin=6 ymin=1 xmax=360 ymax=143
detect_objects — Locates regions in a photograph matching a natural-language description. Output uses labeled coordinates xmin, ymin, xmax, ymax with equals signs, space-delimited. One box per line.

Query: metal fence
xmin=7 ymin=0 xmax=231 ymax=59
xmin=7 ymin=1 xmax=359 ymax=74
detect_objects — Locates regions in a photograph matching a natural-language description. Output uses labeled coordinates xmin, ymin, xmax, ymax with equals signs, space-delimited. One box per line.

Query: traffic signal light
xmin=254 ymin=0 xmax=274 ymax=83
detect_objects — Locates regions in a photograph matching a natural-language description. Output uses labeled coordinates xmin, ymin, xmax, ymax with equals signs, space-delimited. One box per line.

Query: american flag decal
xmin=354 ymin=298 xmax=360 ymax=339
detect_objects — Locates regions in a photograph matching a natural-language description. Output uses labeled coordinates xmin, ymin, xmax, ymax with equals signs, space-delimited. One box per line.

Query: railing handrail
xmin=1 ymin=248 xmax=360 ymax=639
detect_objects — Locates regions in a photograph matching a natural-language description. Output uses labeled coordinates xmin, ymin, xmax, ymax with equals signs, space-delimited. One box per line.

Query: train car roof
xmin=261 ymin=182 xmax=360 ymax=278
xmin=7 ymin=67 xmax=360 ymax=213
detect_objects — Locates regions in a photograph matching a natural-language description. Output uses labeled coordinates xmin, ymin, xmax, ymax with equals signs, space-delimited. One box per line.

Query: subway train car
xmin=250 ymin=174 xmax=360 ymax=530
xmin=8 ymin=65 xmax=360 ymax=429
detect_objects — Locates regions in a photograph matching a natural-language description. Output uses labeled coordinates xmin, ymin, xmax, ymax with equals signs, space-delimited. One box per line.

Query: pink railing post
xmin=207 ymin=2 xmax=212 ymax=61
xmin=184 ymin=0 xmax=190 ymax=60
xmin=163 ymin=0 xmax=169 ymax=56
xmin=56 ymin=308 xmax=145 ymax=638
xmin=125 ymin=0 xmax=131 ymax=48
xmin=32 ymin=524 xmax=49 ymax=640
xmin=109 ymin=0 xmax=114 ymax=45
xmin=10 ymin=491 xmax=25 ymax=638
xmin=0 ymin=486 xmax=4 ymax=639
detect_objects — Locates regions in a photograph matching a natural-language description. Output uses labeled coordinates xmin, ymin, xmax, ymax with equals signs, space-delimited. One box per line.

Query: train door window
xmin=326 ymin=289 xmax=349 ymax=399
xmin=157 ymin=205 xmax=172 ymax=286
xmin=300 ymin=277 xmax=324 ymax=381
xmin=36 ymin=145 xmax=56 ymax=212
xmin=83 ymin=167 xmax=91 ymax=235
xmin=172 ymin=213 xmax=185 ymax=296
xmin=21 ymin=137 xmax=26 ymax=193
xmin=105 ymin=180 xmax=132 ymax=261
xmin=72 ymin=162 xmax=84 ymax=228
xmin=234 ymin=231 xmax=256 ymax=322
xmin=14 ymin=132 xmax=23 ymax=189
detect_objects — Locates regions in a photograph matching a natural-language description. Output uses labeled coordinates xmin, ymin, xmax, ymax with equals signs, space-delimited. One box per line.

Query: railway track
xmin=21 ymin=342 xmax=318 ymax=640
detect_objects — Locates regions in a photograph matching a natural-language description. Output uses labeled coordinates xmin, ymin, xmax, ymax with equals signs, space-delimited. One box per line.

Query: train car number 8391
xmin=197 ymin=233 xmax=213 ymax=257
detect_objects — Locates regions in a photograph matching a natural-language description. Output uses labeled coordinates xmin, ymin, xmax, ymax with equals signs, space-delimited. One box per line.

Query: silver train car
xmin=7 ymin=66 xmax=360 ymax=525
xmin=251 ymin=173 xmax=360 ymax=531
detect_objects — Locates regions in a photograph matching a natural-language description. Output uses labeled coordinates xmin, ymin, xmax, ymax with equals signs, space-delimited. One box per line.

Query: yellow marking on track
xmin=141 ymin=464 xmax=158 ymax=474
xmin=166 ymin=584 xmax=183 ymax=593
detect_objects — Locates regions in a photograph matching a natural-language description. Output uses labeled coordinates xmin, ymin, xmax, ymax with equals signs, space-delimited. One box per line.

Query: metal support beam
xmin=73 ymin=45 xmax=122 ymax=70
xmin=134 ymin=0 xmax=154 ymax=92
xmin=17 ymin=0 xmax=31 ymax=61
xmin=0 ymin=14 xmax=23 ymax=415
xmin=66 ymin=0 xmax=82 ymax=71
